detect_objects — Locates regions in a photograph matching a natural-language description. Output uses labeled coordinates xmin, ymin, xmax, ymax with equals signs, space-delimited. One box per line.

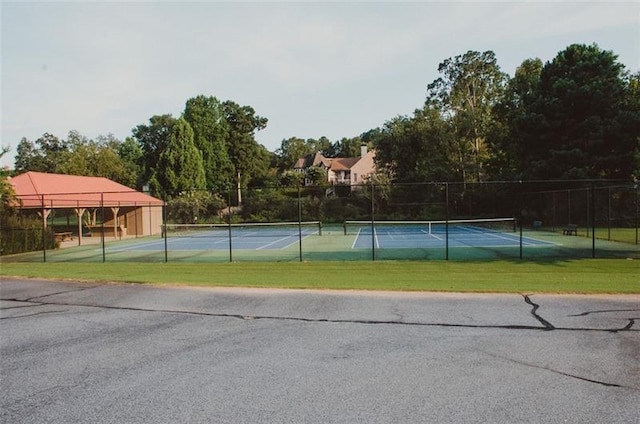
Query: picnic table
xmin=54 ymin=232 xmax=74 ymax=242
xmin=563 ymin=224 xmax=578 ymax=236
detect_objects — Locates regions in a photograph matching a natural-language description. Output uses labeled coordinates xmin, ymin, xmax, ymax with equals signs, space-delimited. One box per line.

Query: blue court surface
xmin=108 ymin=226 xmax=320 ymax=252
xmin=351 ymin=224 xmax=555 ymax=249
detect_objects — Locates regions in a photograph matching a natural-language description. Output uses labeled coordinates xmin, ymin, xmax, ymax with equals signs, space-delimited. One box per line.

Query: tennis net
xmin=343 ymin=217 xmax=516 ymax=236
xmin=164 ymin=221 xmax=323 ymax=238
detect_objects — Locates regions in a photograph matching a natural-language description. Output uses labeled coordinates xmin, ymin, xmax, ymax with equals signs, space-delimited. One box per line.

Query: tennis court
xmin=347 ymin=218 xmax=555 ymax=250
xmin=109 ymin=222 xmax=322 ymax=253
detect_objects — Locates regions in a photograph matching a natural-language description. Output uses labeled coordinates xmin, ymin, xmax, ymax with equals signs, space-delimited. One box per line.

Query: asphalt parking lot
xmin=1 ymin=278 xmax=638 ymax=423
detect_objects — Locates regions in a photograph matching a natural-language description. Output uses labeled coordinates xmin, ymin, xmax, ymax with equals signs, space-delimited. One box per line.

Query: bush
xmin=0 ymin=217 xmax=57 ymax=256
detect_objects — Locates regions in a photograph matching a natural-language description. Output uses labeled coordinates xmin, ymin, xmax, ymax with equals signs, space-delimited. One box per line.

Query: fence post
xmin=635 ymin=183 xmax=640 ymax=244
xmin=591 ymin=183 xmax=596 ymax=258
xmin=298 ymin=185 xmax=303 ymax=262
xmin=163 ymin=198 xmax=168 ymax=263
xmin=101 ymin=193 xmax=106 ymax=263
xmin=227 ymin=188 xmax=233 ymax=263
xmin=371 ymin=180 xmax=375 ymax=261
xmin=41 ymin=194 xmax=46 ymax=263
xmin=445 ymin=183 xmax=449 ymax=261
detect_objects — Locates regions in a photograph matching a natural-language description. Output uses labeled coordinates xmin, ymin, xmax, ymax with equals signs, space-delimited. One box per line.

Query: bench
xmin=54 ymin=232 xmax=74 ymax=242
xmin=532 ymin=221 xmax=542 ymax=230
xmin=562 ymin=224 xmax=578 ymax=236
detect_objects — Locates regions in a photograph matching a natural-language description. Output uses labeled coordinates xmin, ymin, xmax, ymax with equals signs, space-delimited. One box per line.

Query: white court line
xmin=351 ymin=228 xmax=362 ymax=249
xmin=457 ymin=227 xmax=556 ymax=246
xmin=256 ymin=231 xmax=317 ymax=250
xmin=256 ymin=234 xmax=297 ymax=250
xmin=422 ymin=229 xmax=443 ymax=240
xmin=351 ymin=228 xmax=379 ymax=249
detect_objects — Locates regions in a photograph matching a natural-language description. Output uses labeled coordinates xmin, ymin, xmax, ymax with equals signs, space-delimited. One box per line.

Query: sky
xmin=1 ymin=1 xmax=639 ymax=168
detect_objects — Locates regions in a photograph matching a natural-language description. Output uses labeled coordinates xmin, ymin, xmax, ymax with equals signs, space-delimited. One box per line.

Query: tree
xmin=13 ymin=133 xmax=69 ymax=173
xmin=183 ymin=95 xmax=232 ymax=191
xmin=118 ymin=137 xmax=144 ymax=189
xmin=519 ymin=44 xmax=638 ymax=180
xmin=427 ymin=50 xmax=507 ymax=182
xmin=222 ymin=100 xmax=269 ymax=204
xmin=623 ymin=72 xmax=640 ymax=180
xmin=373 ymin=107 xmax=454 ymax=183
xmin=333 ymin=136 xmax=367 ymax=158
xmin=488 ymin=58 xmax=543 ymax=180
xmin=14 ymin=138 xmax=45 ymax=172
xmin=157 ymin=118 xmax=206 ymax=199
xmin=132 ymin=114 xmax=177 ymax=195
xmin=275 ymin=137 xmax=315 ymax=171
xmin=0 ymin=147 xmax=14 ymax=217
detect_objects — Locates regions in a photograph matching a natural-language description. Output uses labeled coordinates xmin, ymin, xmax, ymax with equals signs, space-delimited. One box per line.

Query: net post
xmin=343 ymin=221 xmax=347 ymax=236
xmin=318 ymin=221 xmax=322 ymax=236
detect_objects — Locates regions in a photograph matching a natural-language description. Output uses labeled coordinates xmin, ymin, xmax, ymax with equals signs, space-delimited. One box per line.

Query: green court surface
xmin=1 ymin=224 xmax=638 ymax=263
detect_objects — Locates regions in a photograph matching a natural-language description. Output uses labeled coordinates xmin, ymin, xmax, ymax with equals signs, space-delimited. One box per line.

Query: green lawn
xmin=1 ymin=259 xmax=638 ymax=294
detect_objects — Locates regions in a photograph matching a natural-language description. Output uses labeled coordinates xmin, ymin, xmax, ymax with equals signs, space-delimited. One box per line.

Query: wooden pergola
xmin=9 ymin=171 xmax=164 ymax=245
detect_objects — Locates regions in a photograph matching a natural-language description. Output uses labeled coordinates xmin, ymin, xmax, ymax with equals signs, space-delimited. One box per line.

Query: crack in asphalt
xmin=620 ymin=318 xmax=636 ymax=331
xmin=482 ymin=351 xmax=636 ymax=390
xmin=568 ymin=309 xmax=640 ymax=317
xmin=21 ymin=286 xmax=98 ymax=302
xmin=1 ymin=297 xmax=637 ymax=332
xmin=0 ymin=303 xmax=46 ymax=310
xmin=523 ymin=294 xmax=555 ymax=330
xmin=0 ymin=310 xmax=69 ymax=320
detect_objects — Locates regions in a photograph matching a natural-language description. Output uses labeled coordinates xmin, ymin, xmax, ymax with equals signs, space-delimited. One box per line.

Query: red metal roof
xmin=9 ymin=171 xmax=164 ymax=209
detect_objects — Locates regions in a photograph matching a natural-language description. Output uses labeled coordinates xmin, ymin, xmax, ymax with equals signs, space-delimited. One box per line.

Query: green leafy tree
xmin=334 ymin=136 xmax=368 ymax=158
xmin=310 ymin=136 xmax=335 ymax=157
xmin=520 ymin=44 xmax=638 ymax=180
xmin=275 ymin=137 xmax=315 ymax=171
xmin=427 ymin=50 xmax=507 ymax=182
xmin=118 ymin=137 xmax=144 ymax=189
xmin=488 ymin=58 xmax=543 ymax=179
xmin=373 ymin=107 xmax=454 ymax=183
xmin=222 ymin=101 xmax=269 ymax=204
xmin=1 ymin=147 xmax=14 ymax=218
xmin=132 ymin=114 xmax=176 ymax=195
xmin=14 ymin=133 xmax=68 ymax=173
xmin=157 ymin=118 xmax=206 ymax=199
xmin=623 ymin=72 xmax=640 ymax=180
xmin=279 ymin=170 xmax=304 ymax=187
xmin=183 ymin=95 xmax=232 ymax=191
xmin=14 ymin=138 xmax=45 ymax=172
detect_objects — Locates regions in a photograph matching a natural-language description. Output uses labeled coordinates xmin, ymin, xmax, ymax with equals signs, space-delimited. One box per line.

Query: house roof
xmin=330 ymin=157 xmax=360 ymax=171
xmin=9 ymin=171 xmax=164 ymax=209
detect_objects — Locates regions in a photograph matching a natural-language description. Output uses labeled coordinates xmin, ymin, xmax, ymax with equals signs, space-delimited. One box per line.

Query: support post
xmin=75 ymin=207 xmax=86 ymax=246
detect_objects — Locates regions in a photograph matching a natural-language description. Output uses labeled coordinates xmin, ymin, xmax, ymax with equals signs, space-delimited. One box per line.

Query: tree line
xmin=7 ymin=43 xmax=640 ymax=202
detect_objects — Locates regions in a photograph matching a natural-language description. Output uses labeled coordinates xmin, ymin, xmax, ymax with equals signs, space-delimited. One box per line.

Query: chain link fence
xmin=2 ymin=181 xmax=638 ymax=262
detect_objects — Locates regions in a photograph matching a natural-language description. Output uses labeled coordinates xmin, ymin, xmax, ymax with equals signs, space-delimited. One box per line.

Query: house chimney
xmin=360 ymin=144 xmax=367 ymax=157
